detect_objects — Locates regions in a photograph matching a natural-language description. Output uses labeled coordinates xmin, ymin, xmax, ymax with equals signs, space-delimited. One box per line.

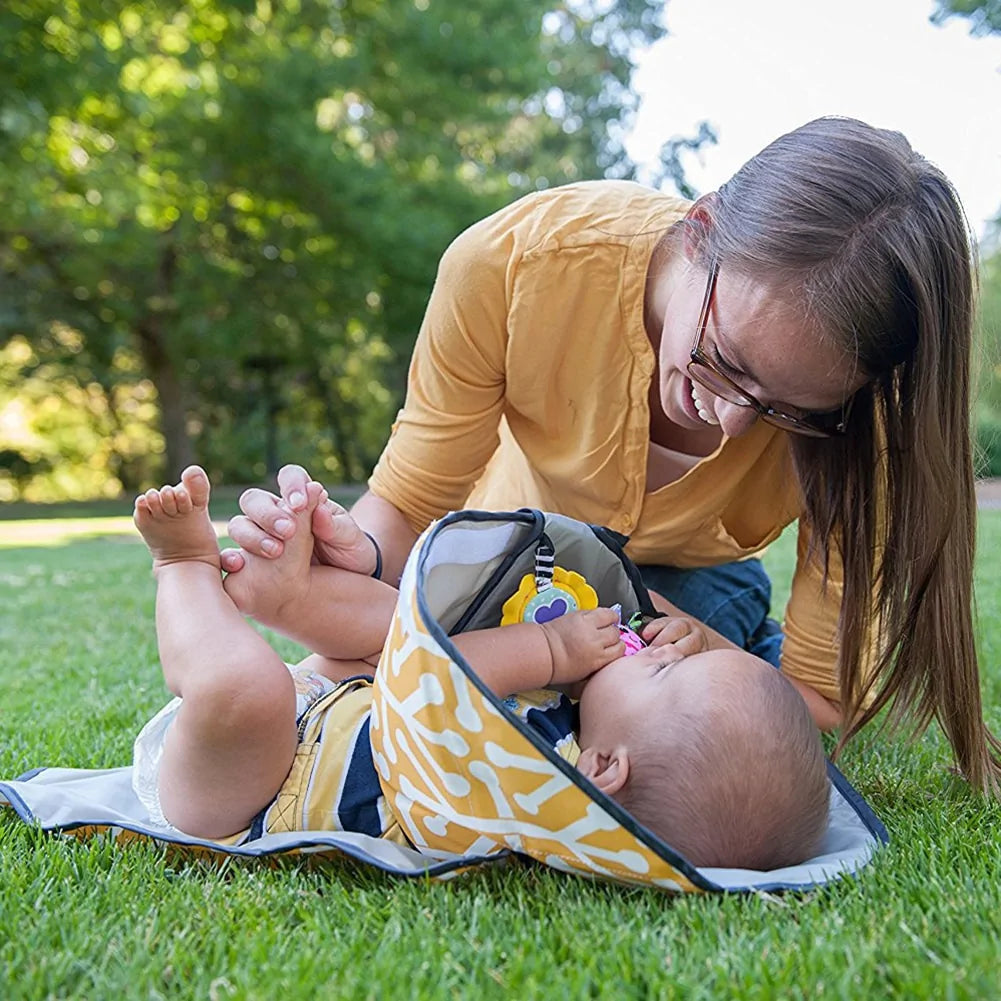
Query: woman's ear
xmin=577 ymin=745 xmax=630 ymax=796
xmin=682 ymin=193 xmax=718 ymax=262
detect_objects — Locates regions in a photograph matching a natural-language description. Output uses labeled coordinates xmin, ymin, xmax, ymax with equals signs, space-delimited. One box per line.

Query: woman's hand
xmin=540 ymin=607 xmax=625 ymax=686
xmin=641 ymin=614 xmax=708 ymax=658
xmin=220 ymin=464 xmax=379 ymax=577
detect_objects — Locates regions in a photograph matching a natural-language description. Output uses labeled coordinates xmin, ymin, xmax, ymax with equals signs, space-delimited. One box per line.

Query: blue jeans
xmin=639 ymin=558 xmax=783 ymax=668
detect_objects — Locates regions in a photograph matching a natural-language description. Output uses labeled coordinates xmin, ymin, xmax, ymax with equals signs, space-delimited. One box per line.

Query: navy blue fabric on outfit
xmin=639 ymin=558 xmax=784 ymax=668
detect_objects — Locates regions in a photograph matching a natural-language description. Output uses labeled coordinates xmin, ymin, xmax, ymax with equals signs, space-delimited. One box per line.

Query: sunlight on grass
xmin=0 ymin=518 xmax=230 ymax=548
xmin=2 ymin=513 xmax=1000 ymax=999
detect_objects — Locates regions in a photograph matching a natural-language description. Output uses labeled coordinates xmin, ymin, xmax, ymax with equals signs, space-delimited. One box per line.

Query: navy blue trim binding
xmin=0 ymin=777 xmax=505 ymax=879
xmin=826 ymin=760 xmax=889 ymax=844
xmin=414 ymin=510 xmax=719 ymax=892
xmin=448 ymin=509 xmax=543 ymax=636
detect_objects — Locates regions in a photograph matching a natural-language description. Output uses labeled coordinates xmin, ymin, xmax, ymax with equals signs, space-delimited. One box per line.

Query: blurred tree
xmin=0 ymin=0 xmax=681 ymax=496
xmin=0 ymin=334 xmax=163 ymax=501
xmin=974 ymin=244 xmax=1001 ymax=475
xmin=977 ymin=245 xmax=1001 ymax=404
xmin=933 ymin=0 xmax=1001 ymax=35
xmin=931 ymin=0 xmax=1001 ymax=475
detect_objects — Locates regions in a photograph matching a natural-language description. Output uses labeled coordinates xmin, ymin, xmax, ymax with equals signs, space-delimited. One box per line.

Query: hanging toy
xmin=500 ymin=534 xmax=598 ymax=627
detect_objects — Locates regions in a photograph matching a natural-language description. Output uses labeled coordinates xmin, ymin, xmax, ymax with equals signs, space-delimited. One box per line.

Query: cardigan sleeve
xmin=368 ymin=213 xmax=516 ymax=532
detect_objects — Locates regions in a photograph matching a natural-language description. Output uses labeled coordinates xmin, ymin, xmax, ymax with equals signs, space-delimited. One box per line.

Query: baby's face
xmin=577 ymin=646 xmax=765 ymax=747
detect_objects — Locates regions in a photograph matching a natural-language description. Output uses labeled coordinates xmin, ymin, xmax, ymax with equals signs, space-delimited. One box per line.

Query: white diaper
xmin=131 ymin=664 xmax=338 ymax=829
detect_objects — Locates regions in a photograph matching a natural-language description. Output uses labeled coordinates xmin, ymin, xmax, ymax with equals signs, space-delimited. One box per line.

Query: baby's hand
xmin=641 ymin=615 xmax=708 ymax=658
xmin=540 ymin=608 xmax=624 ymax=686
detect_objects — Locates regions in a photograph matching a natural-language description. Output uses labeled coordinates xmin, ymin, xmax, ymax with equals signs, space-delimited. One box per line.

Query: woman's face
xmin=654 ymin=259 xmax=867 ymax=438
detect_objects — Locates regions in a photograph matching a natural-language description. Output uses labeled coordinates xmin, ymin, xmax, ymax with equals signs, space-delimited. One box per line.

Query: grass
xmin=3 ymin=508 xmax=1001 ymax=999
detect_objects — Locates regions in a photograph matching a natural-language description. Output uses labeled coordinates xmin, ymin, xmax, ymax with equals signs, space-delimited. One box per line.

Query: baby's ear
xmin=577 ymin=746 xmax=630 ymax=796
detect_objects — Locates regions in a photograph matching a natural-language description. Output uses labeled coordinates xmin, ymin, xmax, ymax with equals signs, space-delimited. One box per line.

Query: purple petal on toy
xmin=534 ymin=598 xmax=569 ymax=623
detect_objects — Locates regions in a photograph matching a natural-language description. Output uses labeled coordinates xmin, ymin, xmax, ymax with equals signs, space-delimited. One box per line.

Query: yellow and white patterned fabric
xmin=0 ymin=508 xmax=887 ymax=893
xmin=370 ymin=510 xmax=706 ymax=890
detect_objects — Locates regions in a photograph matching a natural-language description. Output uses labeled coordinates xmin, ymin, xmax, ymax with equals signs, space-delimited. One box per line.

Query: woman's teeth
xmin=691 ymin=383 xmax=720 ymax=425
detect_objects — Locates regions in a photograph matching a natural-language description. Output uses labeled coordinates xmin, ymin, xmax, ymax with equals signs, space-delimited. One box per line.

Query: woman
xmin=223 ymin=117 xmax=1001 ymax=792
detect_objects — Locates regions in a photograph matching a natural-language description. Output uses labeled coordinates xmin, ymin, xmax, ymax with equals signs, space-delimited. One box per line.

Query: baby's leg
xmin=224 ymin=496 xmax=398 ymax=662
xmin=134 ymin=466 xmax=298 ymax=839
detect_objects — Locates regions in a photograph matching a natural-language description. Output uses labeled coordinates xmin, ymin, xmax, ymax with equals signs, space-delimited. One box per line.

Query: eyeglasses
xmin=686 ymin=257 xmax=852 ymax=438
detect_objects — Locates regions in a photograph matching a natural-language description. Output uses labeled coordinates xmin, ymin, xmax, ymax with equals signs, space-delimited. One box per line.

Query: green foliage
xmin=0 ymin=334 xmax=164 ymax=501
xmin=0 ymin=0 xmax=671 ymax=498
xmin=975 ymin=416 xmax=1001 ymax=477
xmin=976 ymin=244 xmax=1001 ymax=400
xmin=932 ymin=1 xmax=1001 ymax=479
xmin=975 ymin=244 xmax=1001 ymax=475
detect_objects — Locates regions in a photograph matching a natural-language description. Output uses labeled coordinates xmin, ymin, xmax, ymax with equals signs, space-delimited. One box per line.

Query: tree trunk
xmin=309 ymin=366 xmax=357 ymax=481
xmin=138 ymin=327 xmax=195 ymax=478
xmin=133 ymin=237 xmax=195 ymax=478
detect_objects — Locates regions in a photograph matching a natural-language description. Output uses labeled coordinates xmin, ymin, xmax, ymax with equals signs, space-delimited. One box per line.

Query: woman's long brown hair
xmin=700 ymin=117 xmax=1001 ymax=792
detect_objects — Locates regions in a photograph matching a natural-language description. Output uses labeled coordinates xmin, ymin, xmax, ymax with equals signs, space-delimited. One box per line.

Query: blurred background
xmin=1 ymin=0 xmax=999 ymax=503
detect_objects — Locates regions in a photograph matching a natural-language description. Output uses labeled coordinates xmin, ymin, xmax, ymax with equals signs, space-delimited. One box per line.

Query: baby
xmin=132 ymin=466 xmax=828 ymax=869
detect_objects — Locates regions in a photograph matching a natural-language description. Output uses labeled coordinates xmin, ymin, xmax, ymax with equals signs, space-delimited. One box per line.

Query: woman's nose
xmin=714 ymin=398 xmax=760 ymax=437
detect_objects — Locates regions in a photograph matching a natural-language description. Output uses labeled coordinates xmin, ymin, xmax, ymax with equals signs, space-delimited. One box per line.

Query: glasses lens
xmin=688 ymin=360 xmax=848 ymax=438
xmin=761 ymin=412 xmax=831 ymax=438
xmin=688 ymin=362 xmax=756 ymax=408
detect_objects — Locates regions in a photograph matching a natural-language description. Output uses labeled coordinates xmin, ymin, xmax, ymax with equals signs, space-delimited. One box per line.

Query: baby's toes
xmin=179 ymin=465 xmax=211 ymax=509
xmin=222 ymin=558 xmax=254 ymax=612
xmin=159 ymin=485 xmax=179 ymax=517
xmin=173 ymin=486 xmax=193 ymax=515
xmin=305 ymin=480 xmax=326 ymax=510
xmin=143 ymin=488 xmax=164 ymax=519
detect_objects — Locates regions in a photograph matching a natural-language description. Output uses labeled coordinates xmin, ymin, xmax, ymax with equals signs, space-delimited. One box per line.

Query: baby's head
xmin=576 ymin=646 xmax=829 ymax=869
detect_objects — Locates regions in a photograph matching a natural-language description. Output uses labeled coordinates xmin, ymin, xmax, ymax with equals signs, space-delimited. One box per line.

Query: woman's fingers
xmin=226 ymin=512 xmax=285 ymax=558
xmin=670 ymin=630 xmax=706 ymax=657
xmin=307 ymin=490 xmax=348 ymax=543
xmin=238 ymin=486 xmax=297 ymax=535
xmin=223 ymin=469 xmax=319 ymax=562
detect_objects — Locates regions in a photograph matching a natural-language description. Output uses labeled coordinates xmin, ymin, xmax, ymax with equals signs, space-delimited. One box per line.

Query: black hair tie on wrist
xmin=363 ymin=532 xmax=383 ymax=580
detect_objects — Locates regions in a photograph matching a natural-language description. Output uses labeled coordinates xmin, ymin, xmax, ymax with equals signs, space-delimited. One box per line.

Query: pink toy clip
xmin=619 ymin=624 xmax=646 ymax=657
xmin=610 ymin=604 xmax=647 ymax=656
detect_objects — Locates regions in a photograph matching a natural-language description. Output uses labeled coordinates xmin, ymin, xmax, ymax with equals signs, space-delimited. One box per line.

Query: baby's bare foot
xmin=223 ymin=482 xmax=321 ymax=625
xmin=134 ymin=466 xmax=219 ymax=572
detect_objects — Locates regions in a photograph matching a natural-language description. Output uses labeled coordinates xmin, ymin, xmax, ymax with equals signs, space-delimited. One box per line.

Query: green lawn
xmin=3 ymin=511 xmax=1001 ymax=999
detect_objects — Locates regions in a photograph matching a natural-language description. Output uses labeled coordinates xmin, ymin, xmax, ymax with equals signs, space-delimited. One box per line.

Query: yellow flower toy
xmin=500 ymin=535 xmax=598 ymax=626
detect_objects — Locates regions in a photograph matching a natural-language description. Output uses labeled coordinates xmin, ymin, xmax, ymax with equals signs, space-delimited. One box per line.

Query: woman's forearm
xmin=349 ymin=490 xmax=421 ymax=588
xmin=783 ymin=676 xmax=842 ymax=731
xmin=648 ymin=588 xmax=842 ymax=730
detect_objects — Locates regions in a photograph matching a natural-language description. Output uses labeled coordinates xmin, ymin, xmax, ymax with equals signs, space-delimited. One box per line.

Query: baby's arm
xmin=271 ymin=564 xmax=398 ymax=664
xmin=452 ymin=608 xmax=624 ymax=698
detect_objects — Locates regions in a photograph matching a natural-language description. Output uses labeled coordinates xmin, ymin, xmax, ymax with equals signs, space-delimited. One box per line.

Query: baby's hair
xmin=619 ymin=662 xmax=829 ymax=869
